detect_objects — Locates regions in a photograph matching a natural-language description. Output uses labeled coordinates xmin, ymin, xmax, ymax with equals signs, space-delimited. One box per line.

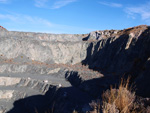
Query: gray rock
xmin=0 ymin=25 xmax=150 ymax=112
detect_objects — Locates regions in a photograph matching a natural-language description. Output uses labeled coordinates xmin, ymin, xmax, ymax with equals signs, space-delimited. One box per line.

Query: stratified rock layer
xmin=0 ymin=25 xmax=150 ymax=113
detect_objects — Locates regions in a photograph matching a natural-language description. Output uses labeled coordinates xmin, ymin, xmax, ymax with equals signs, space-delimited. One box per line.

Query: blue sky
xmin=0 ymin=0 xmax=150 ymax=34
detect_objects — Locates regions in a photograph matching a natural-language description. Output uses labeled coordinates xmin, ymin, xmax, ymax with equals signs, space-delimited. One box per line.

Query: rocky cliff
xmin=0 ymin=25 xmax=150 ymax=113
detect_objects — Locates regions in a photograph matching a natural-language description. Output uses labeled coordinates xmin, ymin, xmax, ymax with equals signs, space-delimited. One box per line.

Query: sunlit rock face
xmin=0 ymin=25 xmax=150 ymax=113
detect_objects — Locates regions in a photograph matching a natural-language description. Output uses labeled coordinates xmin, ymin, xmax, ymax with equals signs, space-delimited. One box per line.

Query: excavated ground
xmin=0 ymin=25 xmax=150 ymax=113
xmin=0 ymin=59 xmax=103 ymax=113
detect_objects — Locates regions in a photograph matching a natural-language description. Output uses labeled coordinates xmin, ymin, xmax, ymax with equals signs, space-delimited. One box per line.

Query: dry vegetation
xmin=90 ymin=77 xmax=150 ymax=113
xmin=102 ymin=77 xmax=136 ymax=113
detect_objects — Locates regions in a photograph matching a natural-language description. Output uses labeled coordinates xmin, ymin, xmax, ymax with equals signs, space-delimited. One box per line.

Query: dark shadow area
xmin=7 ymin=86 xmax=58 ymax=113
xmin=7 ymin=80 xmax=95 ymax=113
xmin=82 ymin=34 xmax=90 ymax=41
xmin=65 ymin=71 xmax=82 ymax=87
xmin=82 ymin=34 xmax=131 ymax=73
xmin=7 ymin=71 xmax=123 ymax=113
xmin=82 ymin=28 xmax=150 ymax=97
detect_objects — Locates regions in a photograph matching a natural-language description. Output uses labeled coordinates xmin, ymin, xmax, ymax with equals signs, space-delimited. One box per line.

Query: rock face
xmin=0 ymin=25 xmax=150 ymax=113
xmin=82 ymin=25 xmax=150 ymax=97
xmin=0 ymin=31 xmax=87 ymax=64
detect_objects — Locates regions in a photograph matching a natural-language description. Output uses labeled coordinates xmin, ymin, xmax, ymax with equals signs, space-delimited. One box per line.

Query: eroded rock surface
xmin=0 ymin=25 xmax=150 ymax=113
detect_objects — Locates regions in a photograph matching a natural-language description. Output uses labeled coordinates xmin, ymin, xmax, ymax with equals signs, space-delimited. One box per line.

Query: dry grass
xmin=102 ymin=78 xmax=139 ymax=113
xmin=89 ymin=77 xmax=140 ymax=113
xmin=102 ymin=77 xmax=136 ymax=113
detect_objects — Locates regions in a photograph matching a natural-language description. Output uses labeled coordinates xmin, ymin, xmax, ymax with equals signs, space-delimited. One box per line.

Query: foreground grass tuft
xmin=102 ymin=77 xmax=136 ymax=113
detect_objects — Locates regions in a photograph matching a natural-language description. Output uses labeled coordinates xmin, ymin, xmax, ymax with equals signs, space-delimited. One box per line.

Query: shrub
xmin=102 ymin=77 xmax=136 ymax=113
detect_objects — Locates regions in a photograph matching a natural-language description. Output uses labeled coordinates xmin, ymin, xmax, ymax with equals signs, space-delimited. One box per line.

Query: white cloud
xmin=99 ymin=1 xmax=122 ymax=8
xmin=0 ymin=14 xmax=17 ymax=21
xmin=24 ymin=15 xmax=52 ymax=26
xmin=34 ymin=0 xmax=77 ymax=9
xmin=34 ymin=0 xmax=48 ymax=8
xmin=0 ymin=0 xmax=10 ymax=4
xmin=0 ymin=13 xmax=52 ymax=27
xmin=52 ymin=0 xmax=77 ymax=9
xmin=0 ymin=12 xmax=95 ymax=33
xmin=125 ymin=2 xmax=150 ymax=21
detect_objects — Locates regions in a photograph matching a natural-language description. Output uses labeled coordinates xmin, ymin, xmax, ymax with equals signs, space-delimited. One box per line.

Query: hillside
xmin=0 ymin=25 xmax=150 ymax=113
